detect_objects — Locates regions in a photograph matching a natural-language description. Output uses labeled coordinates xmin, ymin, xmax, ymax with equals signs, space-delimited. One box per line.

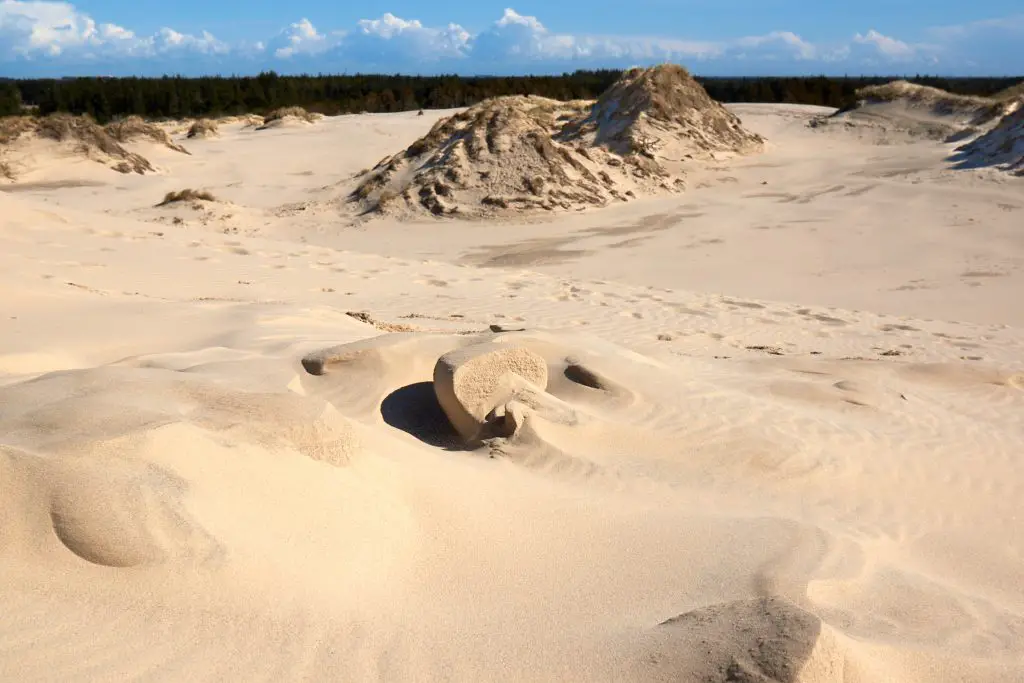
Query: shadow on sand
xmin=380 ymin=382 xmax=463 ymax=450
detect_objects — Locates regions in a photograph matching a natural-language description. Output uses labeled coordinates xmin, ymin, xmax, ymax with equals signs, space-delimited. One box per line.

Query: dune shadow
xmin=380 ymin=382 xmax=463 ymax=450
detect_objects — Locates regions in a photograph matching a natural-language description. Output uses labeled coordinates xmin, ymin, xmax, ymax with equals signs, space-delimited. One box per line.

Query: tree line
xmin=1 ymin=71 xmax=1019 ymax=123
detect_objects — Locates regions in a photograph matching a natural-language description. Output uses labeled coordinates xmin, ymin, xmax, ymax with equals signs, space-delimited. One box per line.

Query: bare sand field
xmin=1 ymin=73 xmax=1023 ymax=681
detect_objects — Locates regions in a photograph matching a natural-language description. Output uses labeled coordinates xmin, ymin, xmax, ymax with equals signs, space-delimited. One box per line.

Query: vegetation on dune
xmin=261 ymin=106 xmax=318 ymax=124
xmin=0 ymin=72 xmax=1020 ymax=124
xmin=186 ymin=119 xmax=219 ymax=138
xmin=993 ymin=82 xmax=1024 ymax=102
xmin=157 ymin=188 xmax=216 ymax=206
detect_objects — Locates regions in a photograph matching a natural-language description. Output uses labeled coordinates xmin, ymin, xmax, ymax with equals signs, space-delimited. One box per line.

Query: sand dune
xmin=810 ymin=81 xmax=1013 ymax=143
xmin=1 ymin=113 xmax=156 ymax=182
xmin=347 ymin=65 xmax=761 ymax=218
xmin=952 ymin=101 xmax=1024 ymax=174
xmin=104 ymin=115 xmax=191 ymax=155
xmin=1 ymin=80 xmax=1023 ymax=681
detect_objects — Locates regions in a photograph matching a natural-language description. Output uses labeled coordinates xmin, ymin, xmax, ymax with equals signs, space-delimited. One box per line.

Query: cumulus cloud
xmin=730 ymin=31 xmax=819 ymax=62
xmin=267 ymin=18 xmax=334 ymax=59
xmin=851 ymin=30 xmax=916 ymax=59
xmin=0 ymin=0 xmax=225 ymax=64
xmin=1 ymin=2 xmax=1021 ymax=76
xmin=341 ymin=12 xmax=470 ymax=64
xmin=470 ymin=9 xmax=720 ymax=64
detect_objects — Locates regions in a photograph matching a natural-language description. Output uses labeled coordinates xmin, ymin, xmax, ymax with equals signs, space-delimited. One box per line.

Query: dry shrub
xmin=376 ymin=188 xmax=399 ymax=209
xmin=187 ymin=119 xmax=219 ymax=138
xmin=157 ymin=188 xmax=217 ymax=206
xmin=0 ymin=116 xmax=37 ymax=145
xmin=262 ymin=106 xmax=319 ymax=125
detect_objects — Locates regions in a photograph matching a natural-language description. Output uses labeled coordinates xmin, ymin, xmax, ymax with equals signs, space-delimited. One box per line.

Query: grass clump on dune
xmin=262 ymin=106 xmax=319 ymax=125
xmin=187 ymin=119 xmax=219 ymax=138
xmin=156 ymin=188 xmax=217 ymax=206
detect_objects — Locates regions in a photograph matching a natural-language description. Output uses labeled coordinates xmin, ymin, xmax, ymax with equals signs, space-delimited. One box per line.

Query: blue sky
xmin=2 ymin=0 xmax=1022 ymax=77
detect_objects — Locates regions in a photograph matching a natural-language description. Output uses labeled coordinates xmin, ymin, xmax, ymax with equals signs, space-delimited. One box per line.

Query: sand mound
xmin=952 ymin=103 xmax=1024 ymax=175
xmin=566 ymin=64 xmax=764 ymax=160
xmin=0 ymin=113 xmax=154 ymax=180
xmin=811 ymin=81 xmax=1012 ymax=141
xmin=347 ymin=65 xmax=762 ymax=218
xmin=187 ymin=119 xmax=219 ymax=139
xmin=258 ymin=106 xmax=321 ymax=130
xmin=647 ymin=597 xmax=853 ymax=682
xmin=348 ymin=96 xmax=613 ymax=216
xmin=104 ymin=115 xmax=190 ymax=154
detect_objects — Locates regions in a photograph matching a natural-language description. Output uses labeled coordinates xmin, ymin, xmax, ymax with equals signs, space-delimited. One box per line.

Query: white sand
xmin=1 ymin=103 xmax=1023 ymax=682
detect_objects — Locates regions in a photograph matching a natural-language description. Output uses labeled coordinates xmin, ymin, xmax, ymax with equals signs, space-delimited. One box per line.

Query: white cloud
xmin=470 ymin=8 xmax=723 ymax=64
xmin=1 ymin=2 xmax=1021 ymax=76
xmin=339 ymin=12 xmax=469 ymax=63
xmin=851 ymin=30 xmax=916 ymax=59
xmin=927 ymin=14 xmax=1024 ymax=40
xmin=731 ymin=31 xmax=818 ymax=61
xmin=268 ymin=18 xmax=333 ymax=58
xmin=0 ymin=0 xmax=225 ymax=63
xmin=151 ymin=28 xmax=226 ymax=55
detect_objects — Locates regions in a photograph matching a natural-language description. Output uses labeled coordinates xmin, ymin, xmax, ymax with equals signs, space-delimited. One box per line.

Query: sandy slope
xmin=1 ymin=103 xmax=1023 ymax=682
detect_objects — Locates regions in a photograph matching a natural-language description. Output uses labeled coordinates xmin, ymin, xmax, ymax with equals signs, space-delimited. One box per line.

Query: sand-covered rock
xmin=104 ymin=115 xmax=190 ymax=154
xmin=433 ymin=342 xmax=549 ymax=443
xmin=348 ymin=64 xmax=763 ymax=218
xmin=0 ymin=113 xmax=155 ymax=180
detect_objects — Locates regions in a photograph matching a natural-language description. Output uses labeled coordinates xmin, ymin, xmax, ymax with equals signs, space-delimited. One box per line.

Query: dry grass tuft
xmin=156 ymin=188 xmax=217 ymax=206
xmin=0 ymin=115 xmax=37 ymax=145
xmin=104 ymin=115 xmax=189 ymax=154
xmin=187 ymin=119 xmax=219 ymax=138
xmin=262 ymin=106 xmax=319 ymax=125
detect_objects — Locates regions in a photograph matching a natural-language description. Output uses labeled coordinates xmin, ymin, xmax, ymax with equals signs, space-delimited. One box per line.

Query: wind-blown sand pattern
xmin=1 ymin=78 xmax=1023 ymax=682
